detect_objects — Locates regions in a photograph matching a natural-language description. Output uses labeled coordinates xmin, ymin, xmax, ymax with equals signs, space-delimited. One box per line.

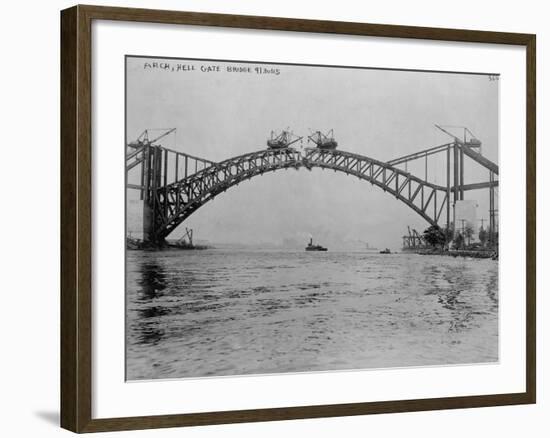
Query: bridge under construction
xmin=126 ymin=127 xmax=499 ymax=246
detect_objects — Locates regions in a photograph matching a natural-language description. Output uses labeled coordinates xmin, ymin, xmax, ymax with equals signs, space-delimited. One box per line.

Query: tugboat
xmin=305 ymin=237 xmax=327 ymax=252
xmin=379 ymin=248 xmax=391 ymax=254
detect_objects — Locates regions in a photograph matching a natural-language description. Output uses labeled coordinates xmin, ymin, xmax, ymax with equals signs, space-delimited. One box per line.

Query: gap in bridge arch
xmin=178 ymin=168 xmax=428 ymax=251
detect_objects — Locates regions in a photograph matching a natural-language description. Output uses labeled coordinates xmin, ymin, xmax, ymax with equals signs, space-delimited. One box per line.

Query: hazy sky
xmin=126 ymin=56 xmax=498 ymax=249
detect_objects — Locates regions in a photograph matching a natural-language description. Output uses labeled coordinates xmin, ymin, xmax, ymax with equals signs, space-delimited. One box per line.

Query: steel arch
xmin=151 ymin=148 xmax=450 ymax=242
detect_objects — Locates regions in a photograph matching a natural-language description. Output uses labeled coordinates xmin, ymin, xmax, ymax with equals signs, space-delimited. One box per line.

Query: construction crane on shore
xmin=402 ymin=226 xmax=425 ymax=250
xmin=177 ymin=227 xmax=194 ymax=246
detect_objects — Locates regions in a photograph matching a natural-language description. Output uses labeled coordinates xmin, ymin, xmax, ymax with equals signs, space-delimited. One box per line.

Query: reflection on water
xmin=126 ymin=250 xmax=498 ymax=380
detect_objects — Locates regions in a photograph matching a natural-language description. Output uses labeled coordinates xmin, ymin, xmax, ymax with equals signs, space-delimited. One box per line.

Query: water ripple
xmin=126 ymin=250 xmax=498 ymax=380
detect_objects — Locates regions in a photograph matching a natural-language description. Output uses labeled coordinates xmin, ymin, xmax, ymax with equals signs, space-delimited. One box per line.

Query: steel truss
xmin=127 ymin=139 xmax=499 ymax=244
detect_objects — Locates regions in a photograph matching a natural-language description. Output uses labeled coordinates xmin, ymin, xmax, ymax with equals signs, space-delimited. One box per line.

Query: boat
xmin=379 ymin=248 xmax=391 ymax=254
xmin=305 ymin=237 xmax=327 ymax=252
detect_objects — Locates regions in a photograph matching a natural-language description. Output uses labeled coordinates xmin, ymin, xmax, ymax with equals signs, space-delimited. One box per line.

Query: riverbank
xmin=410 ymin=248 xmax=498 ymax=259
xmin=126 ymin=236 xmax=209 ymax=250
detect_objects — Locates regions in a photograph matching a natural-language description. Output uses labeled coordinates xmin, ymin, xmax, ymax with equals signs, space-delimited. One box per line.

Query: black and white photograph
xmin=125 ymin=55 xmax=499 ymax=381
xmin=1 ymin=0 xmax=544 ymax=435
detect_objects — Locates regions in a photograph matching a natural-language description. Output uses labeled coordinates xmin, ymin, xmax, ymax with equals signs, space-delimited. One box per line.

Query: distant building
xmin=455 ymin=200 xmax=478 ymax=234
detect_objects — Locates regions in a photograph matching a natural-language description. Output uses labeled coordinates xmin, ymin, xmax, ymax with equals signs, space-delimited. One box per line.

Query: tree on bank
xmin=464 ymin=224 xmax=474 ymax=247
xmin=452 ymin=232 xmax=464 ymax=250
xmin=444 ymin=224 xmax=454 ymax=247
xmin=423 ymin=225 xmax=446 ymax=249
xmin=479 ymin=227 xmax=488 ymax=247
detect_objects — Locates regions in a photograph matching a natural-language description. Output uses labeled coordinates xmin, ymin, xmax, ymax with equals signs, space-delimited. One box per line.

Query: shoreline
xmin=406 ymin=248 xmax=498 ymax=259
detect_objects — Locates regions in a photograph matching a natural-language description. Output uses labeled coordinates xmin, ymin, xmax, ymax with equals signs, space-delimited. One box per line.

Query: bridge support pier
xmin=460 ymin=148 xmax=465 ymax=200
xmin=489 ymin=170 xmax=497 ymax=246
xmin=453 ymin=142 xmax=459 ymax=233
xmin=141 ymin=145 xmax=165 ymax=246
xmin=142 ymin=145 xmax=153 ymax=243
xmin=142 ymin=202 xmax=155 ymax=243
xmin=446 ymin=144 xmax=451 ymax=233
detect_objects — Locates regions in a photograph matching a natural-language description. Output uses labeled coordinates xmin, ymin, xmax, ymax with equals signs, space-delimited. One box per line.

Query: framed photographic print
xmin=60 ymin=4 xmax=536 ymax=433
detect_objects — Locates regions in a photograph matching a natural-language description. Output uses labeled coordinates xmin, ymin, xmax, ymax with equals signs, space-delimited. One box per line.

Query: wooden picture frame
xmin=61 ymin=4 xmax=536 ymax=433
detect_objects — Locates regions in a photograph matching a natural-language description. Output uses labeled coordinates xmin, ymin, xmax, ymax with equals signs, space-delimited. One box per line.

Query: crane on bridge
xmin=434 ymin=125 xmax=482 ymax=149
xmin=127 ymin=128 xmax=177 ymax=172
xmin=267 ymin=129 xmax=303 ymax=149
xmin=434 ymin=124 xmax=497 ymax=174
xmin=307 ymin=129 xmax=338 ymax=149
xmin=128 ymin=128 xmax=176 ymax=149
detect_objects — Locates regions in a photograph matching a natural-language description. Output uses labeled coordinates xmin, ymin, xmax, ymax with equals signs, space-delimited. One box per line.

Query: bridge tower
xmin=140 ymin=144 xmax=163 ymax=243
xmin=126 ymin=128 xmax=216 ymax=245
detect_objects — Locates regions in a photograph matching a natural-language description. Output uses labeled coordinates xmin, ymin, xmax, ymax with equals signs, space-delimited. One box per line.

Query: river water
xmin=126 ymin=249 xmax=498 ymax=380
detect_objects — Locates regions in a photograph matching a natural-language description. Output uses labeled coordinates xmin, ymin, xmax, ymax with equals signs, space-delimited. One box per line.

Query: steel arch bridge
xmin=127 ymin=135 xmax=499 ymax=245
